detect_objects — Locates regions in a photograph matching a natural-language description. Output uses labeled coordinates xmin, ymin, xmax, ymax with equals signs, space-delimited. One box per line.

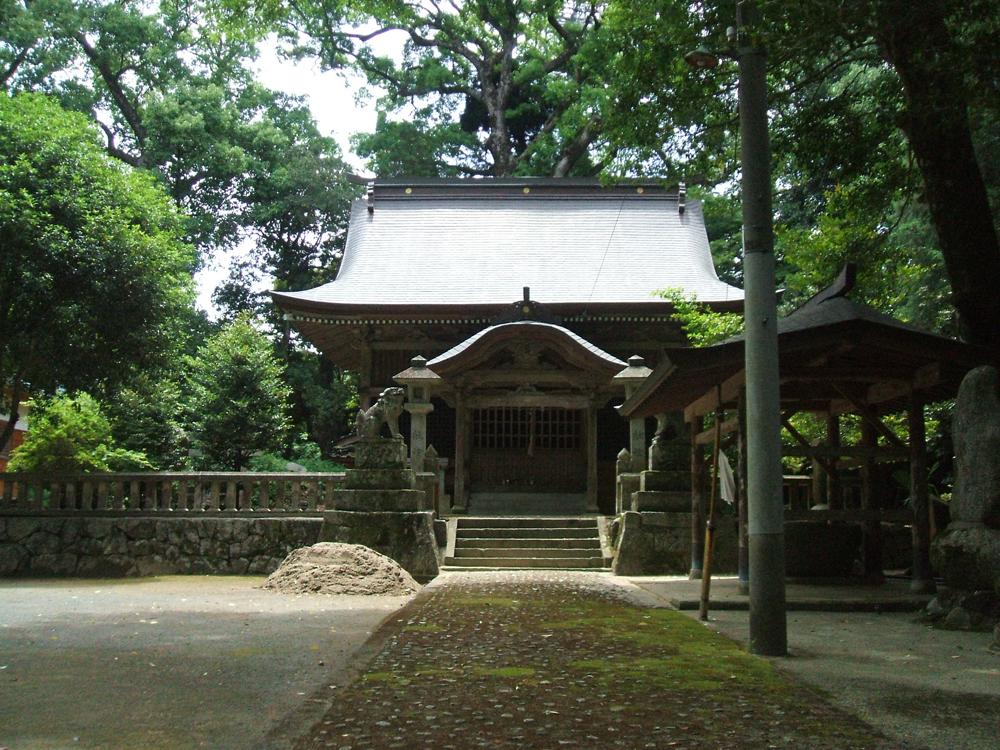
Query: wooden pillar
xmin=453 ymin=393 xmax=468 ymax=513
xmin=585 ymin=401 xmax=599 ymax=513
xmin=737 ymin=391 xmax=750 ymax=594
xmin=689 ymin=418 xmax=706 ymax=579
xmin=908 ymin=394 xmax=936 ymax=593
xmin=358 ymin=336 xmax=374 ymax=409
xmin=860 ymin=417 xmax=884 ymax=582
xmin=826 ymin=413 xmax=841 ymax=509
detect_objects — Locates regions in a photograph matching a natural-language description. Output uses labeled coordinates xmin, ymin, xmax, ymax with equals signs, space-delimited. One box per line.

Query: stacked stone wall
xmin=0 ymin=515 xmax=322 ymax=577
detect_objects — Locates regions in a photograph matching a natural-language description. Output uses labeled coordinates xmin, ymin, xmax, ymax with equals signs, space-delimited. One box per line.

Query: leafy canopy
xmin=8 ymin=393 xmax=150 ymax=473
xmin=0 ymin=92 xmax=196 ymax=438
xmin=185 ymin=315 xmax=292 ymax=471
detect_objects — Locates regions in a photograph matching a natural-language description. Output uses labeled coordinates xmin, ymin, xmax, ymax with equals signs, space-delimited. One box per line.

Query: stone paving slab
xmin=631 ymin=575 xmax=934 ymax=612
xmin=0 ymin=576 xmax=412 ymax=749
xmin=291 ymin=570 xmax=901 ymax=749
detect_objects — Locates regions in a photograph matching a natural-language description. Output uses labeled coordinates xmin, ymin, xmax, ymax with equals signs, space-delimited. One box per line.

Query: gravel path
xmin=292 ymin=571 xmax=902 ymax=750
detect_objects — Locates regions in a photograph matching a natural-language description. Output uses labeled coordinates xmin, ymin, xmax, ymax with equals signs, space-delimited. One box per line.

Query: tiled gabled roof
xmin=272 ymin=179 xmax=743 ymax=311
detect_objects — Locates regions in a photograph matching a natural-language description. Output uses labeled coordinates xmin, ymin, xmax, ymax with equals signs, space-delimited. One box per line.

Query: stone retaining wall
xmin=0 ymin=515 xmax=323 ymax=577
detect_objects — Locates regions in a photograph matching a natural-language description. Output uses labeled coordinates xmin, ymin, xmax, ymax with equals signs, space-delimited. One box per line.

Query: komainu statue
xmin=355 ymin=387 xmax=405 ymax=439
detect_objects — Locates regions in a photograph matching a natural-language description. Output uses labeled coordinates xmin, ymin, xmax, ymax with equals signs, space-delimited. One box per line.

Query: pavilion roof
xmin=271 ymin=178 xmax=743 ymax=314
xmin=619 ymin=266 xmax=992 ymax=419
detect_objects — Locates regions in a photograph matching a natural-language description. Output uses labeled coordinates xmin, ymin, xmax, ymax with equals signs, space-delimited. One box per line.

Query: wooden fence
xmin=0 ymin=472 xmax=345 ymax=514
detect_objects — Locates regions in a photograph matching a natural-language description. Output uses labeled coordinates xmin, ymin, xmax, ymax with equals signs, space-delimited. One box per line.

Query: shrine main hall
xmin=272 ymin=178 xmax=742 ymax=515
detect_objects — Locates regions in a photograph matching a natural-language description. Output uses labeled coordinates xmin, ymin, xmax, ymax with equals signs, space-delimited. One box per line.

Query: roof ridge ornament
xmin=491 ymin=287 xmax=562 ymax=325
xmin=366 ymin=181 xmax=375 ymax=215
xmin=678 ymin=181 xmax=687 ymax=215
xmin=802 ymin=263 xmax=856 ymax=308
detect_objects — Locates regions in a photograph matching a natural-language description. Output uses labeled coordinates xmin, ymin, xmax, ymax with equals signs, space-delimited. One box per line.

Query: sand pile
xmin=264 ymin=542 xmax=420 ymax=596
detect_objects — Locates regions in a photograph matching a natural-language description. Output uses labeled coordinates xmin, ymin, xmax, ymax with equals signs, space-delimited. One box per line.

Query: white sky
xmin=194 ymin=35 xmax=401 ymax=315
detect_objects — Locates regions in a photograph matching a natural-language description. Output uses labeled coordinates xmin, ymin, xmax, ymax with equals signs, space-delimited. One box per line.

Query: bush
xmin=8 ymin=393 xmax=150 ymax=473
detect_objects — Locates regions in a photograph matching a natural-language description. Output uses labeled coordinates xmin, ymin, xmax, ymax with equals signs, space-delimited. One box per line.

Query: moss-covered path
xmin=293 ymin=572 xmax=905 ymax=749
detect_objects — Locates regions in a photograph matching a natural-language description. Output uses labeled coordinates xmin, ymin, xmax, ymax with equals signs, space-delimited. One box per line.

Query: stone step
xmin=456 ymin=516 xmax=597 ymax=529
xmin=452 ymin=547 xmax=602 ymax=559
xmin=455 ymin=537 xmax=601 ymax=550
xmin=443 ymin=556 xmax=609 ymax=569
xmin=455 ymin=526 xmax=598 ymax=539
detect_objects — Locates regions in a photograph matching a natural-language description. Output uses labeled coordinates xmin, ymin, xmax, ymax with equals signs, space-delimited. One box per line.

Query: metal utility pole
xmin=736 ymin=0 xmax=787 ymax=656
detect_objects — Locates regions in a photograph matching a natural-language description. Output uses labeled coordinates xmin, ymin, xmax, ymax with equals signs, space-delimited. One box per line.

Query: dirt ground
xmin=631 ymin=576 xmax=1000 ymax=750
xmin=0 ymin=576 xmax=413 ymax=750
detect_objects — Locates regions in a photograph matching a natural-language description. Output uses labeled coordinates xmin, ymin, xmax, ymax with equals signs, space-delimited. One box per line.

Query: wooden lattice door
xmin=469 ymin=407 xmax=586 ymax=492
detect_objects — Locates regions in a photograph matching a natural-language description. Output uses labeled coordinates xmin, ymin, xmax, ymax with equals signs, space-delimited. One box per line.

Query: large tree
xmin=0 ymin=92 xmax=197 ymax=450
xmin=255 ymin=0 xmax=613 ymax=176
xmin=1 ymin=0 xmax=354 ymax=296
xmin=184 ymin=315 xmax=292 ymax=471
xmin=600 ymin=0 xmax=1000 ymax=350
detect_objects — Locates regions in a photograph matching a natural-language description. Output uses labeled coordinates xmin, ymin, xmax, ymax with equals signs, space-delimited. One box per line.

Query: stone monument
xmin=929 ymin=366 xmax=1000 ymax=631
xmin=320 ymin=387 xmax=440 ymax=578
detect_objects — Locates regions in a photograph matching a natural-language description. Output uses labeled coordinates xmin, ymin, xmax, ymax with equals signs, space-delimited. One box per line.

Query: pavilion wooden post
xmin=453 ymin=392 xmax=469 ymax=513
xmin=585 ymin=400 xmax=600 ymax=513
xmin=689 ymin=418 xmax=706 ymax=579
xmin=737 ymin=391 xmax=750 ymax=595
xmin=859 ymin=418 xmax=884 ymax=582
xmin=908 ymin=394 xmax=936 ymax=593
xmin=826 ymin=414 xmax=841 ymax=509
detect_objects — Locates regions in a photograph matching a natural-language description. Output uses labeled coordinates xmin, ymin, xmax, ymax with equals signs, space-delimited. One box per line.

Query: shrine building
xmin=271 ymin=178 xmax=742 ymax=515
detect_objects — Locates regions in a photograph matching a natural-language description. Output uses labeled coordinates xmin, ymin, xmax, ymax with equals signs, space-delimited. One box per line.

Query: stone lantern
xmin=393 ymin=355 xmax=442 ymax=471
xmin=613 ymin=355 xmax=653 ymax=472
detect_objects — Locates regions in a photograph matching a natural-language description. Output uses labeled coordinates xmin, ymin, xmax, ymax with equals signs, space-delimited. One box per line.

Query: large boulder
xmin=263 ymin=542 xmax=419 ymax=596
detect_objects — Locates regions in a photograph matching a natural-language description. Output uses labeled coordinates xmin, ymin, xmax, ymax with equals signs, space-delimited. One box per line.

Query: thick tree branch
xmin=73 ymin=32 xmax=148 ymax=164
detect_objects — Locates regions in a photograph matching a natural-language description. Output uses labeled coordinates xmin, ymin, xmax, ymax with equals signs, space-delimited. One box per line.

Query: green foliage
xmin=284 ymin=351 xmax=358 ymax=455
xmin=261 ymin=0 xmax=612 ymax=176
xmin=658 ymin=290 xmax=743 ymax=347
xmin=0 ymin=92 xmax=196 ymax=428
xmin=105 ymin=375 xmax=189 ymax=470
xmin=248 ymin=435 xmax=347 ymax=473
xmin=8 ymin=393 xmax=150 ymax=473
xmin=184 ymin=315 xmax=292 ymax=471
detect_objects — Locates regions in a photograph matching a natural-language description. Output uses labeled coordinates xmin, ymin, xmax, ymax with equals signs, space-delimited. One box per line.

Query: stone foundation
xmin=319 ymin=511 xmax=440 ymax=580
xmin=0 ymin=515 xmax=322 ymax=577
xmin=612 ymin=511 xmax=737 ymax=576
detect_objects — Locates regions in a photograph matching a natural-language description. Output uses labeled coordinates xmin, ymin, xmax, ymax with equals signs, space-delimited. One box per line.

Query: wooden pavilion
xmin=618 ymin=265 xmax=989 ymax=591
xmin=271 ymin=178 xmax=743 ymax=515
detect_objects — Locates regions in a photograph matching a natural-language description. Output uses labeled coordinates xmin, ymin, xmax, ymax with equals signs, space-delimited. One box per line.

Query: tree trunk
xmin=875 ymin=0 xmax=1000 ymax=354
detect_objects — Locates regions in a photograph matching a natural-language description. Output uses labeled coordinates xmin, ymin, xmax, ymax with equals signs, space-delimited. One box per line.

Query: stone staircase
xmin=444 ymin=517 xmax=610 ymax=570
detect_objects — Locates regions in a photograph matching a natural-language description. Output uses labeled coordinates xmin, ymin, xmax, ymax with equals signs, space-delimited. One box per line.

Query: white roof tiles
xmin=275 ymin=184 xmax=743 ymax=309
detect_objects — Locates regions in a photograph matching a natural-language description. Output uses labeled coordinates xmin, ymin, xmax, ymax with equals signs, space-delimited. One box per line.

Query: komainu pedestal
xmin=324 ymin=434 xmax=439 ymax=579
xmin=332 ymin=437 xmax=428 ymax=511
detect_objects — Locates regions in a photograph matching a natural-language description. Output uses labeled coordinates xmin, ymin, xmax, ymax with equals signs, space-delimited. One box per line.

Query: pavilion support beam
xmin=826 ymin=413 xmax=841 ymax=510
xmin=860 ymin=418 xmax=884 ymax=582
xmin=737 ymin=390 xmax=750 ymax=594
xmin=689 ymin=418 xmax=706 ymax=579
xmin=585 ymin=402 xmax=599 ymax=513
xmin=832 ymin=384 xmax=906 ymax=449
xmin=453 ymin=393 xmax=469 ymax=513
xmin=908 ymin=394 xmax=936 ymax=593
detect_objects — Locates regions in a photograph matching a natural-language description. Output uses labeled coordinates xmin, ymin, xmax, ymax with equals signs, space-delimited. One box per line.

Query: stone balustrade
xmin=0 ymin=472 xmax=345 ymax=515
